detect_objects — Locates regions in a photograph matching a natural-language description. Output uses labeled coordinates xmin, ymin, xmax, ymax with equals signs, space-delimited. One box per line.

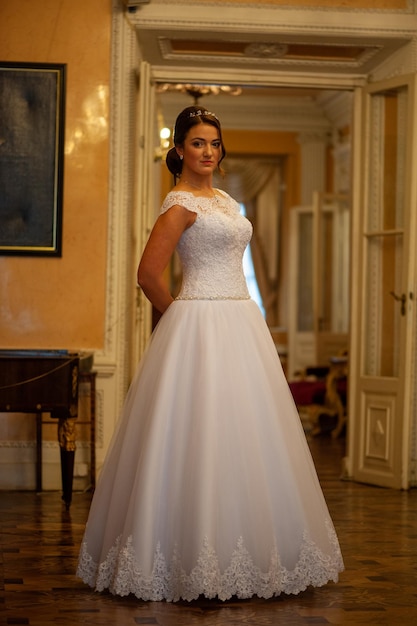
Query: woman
xmin=77 ymin=105 xmax=344 ymax=602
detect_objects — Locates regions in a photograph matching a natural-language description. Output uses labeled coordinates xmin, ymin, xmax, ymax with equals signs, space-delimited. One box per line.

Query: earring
xmin=179 ymin=155 xmax=183 ymax=160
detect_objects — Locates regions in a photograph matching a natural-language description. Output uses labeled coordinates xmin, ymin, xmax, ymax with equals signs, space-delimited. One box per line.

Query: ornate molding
xmin=94 ymin=0 xmax=140 ymax=408
xmin=139 ymin=23 xmax=416 ymax=39
xmin=0 ymin=440 xmax=37 ymax=449
xmin=95 ymin=387 xmax=105 ymax=448
xmin=158 ymin=37 xmax=383 ymax=70
xmin=0 ymin=439 xmax=88 ymax=449
xmin=147 ymin=0 xmax=416 ymax=13
xmin=364 ymin=97 xmax=384 ymax=376
xmin=128 ymin=3 xmax=417 ymax=35
xmin=128 ymin=2 xmax=417 ymax=87
xmin=297 ymin=131 xmax=330 ymax=144
xmin=100 ymin=1 xmax=136 ymax=363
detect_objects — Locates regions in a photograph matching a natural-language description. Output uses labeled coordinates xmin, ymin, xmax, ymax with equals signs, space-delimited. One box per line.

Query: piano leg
xmin=58 ymin=418 xmax=76 ymax=509
xmin=60 ymin=447 xmax=75 ymax=509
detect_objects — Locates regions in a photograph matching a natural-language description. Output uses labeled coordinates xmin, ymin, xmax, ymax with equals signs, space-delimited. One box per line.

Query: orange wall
xmin=0 ymin=0 xmax=111 ymax=349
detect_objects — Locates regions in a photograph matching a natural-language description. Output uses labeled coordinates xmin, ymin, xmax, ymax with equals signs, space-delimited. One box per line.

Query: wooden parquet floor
xmin=1 ymin=435 xmax=417 ymax=625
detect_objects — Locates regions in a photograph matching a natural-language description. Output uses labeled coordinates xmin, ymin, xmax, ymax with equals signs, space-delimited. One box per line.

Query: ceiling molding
xmin=128 ymin=2 xmax=416 ymax=134
xmin=129 ymin=3 xmax=417 ymax=35
xmin=158 ymin=36 xmax=385 ymax=70
xmin=157 ymin=90 xmax=347 ymax=133
xmin=150 ymin=66 xmax=366 ymax=89
xmin=131 ymin=4 xmax=414 ymax=81
xmin=145 ymin=0 xmax=416 ymax=14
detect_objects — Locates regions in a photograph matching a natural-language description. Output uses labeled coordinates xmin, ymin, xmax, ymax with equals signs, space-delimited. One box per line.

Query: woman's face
xmin=178 ymin=123 xmax=222 ymax=177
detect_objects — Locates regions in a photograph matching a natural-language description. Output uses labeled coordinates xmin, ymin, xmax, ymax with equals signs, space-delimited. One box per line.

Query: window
xmin=240 ymin=203 xmax=265 ymax=316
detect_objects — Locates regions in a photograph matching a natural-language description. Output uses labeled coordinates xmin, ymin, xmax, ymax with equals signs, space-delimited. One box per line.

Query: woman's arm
xmin=137 ymin=204 xmax=196 ymax=313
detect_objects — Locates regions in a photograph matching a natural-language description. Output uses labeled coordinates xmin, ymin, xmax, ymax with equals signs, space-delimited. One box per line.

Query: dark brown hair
xmin=165 ymin=105 xmax=226 ymax=179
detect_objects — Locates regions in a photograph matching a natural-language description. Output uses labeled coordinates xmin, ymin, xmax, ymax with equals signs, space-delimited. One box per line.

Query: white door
xmin=287 ymin=193 xmax=350 ymax=379
xmin=288 ymin=205 xmax=316 ymax=378
xmin=314 ymin=192 xmax=350 ymax=367
xmin=349 ymin=74 xmax=417 ymax=489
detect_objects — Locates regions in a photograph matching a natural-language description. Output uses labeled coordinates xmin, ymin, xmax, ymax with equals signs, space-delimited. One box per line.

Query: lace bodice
xmin=161 ymin=190 xmax=252 ymax=300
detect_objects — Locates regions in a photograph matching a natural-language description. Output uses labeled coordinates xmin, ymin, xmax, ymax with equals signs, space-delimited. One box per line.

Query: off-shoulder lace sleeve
xmin=160 ymin=190 xmax=240 ymax=218
xmin=160 ymin=191 xmax=200 ymax=216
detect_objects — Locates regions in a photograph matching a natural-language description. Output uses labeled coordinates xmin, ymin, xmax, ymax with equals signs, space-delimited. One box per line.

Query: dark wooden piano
xmin=0 ymin=349 xmax=94 ymax=508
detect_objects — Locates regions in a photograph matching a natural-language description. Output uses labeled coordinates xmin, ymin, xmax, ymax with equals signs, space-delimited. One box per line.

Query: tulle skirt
xmin=77 ymin=299 xmax=344 ymax=601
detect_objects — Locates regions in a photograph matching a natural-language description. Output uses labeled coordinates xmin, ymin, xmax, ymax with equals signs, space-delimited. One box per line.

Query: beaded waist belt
xmin=175 ymin=295 xmax=251 ymax=301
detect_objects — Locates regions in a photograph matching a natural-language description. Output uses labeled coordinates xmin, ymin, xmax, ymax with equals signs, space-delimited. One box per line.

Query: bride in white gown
xmin=76 ymin=106 xmax=344 ymax=602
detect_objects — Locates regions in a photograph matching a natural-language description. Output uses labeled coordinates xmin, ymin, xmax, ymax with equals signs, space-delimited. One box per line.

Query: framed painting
xmin=0 ymin=62 xmax=66 ymax=256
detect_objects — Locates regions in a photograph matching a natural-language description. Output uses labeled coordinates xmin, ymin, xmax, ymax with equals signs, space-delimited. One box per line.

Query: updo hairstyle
xmin=165 ymin=105 xmax=226 ymax=180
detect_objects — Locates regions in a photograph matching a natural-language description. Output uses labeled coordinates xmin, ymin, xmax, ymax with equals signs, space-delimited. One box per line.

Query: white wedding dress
xmin=77 ymin=190 xmax=344 ymax=602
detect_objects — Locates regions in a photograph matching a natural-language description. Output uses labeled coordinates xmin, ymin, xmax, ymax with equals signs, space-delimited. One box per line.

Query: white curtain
xmin=215 ymin=158 xmax=283 ymax=325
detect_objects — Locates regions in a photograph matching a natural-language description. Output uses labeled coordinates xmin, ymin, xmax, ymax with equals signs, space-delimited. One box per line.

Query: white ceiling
xmin=125 ymin=1 xmax=413 ymax=132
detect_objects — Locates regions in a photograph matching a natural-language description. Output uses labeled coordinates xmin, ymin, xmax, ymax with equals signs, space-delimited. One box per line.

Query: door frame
xmin=106 ymin=2 xmax=417 ymax=480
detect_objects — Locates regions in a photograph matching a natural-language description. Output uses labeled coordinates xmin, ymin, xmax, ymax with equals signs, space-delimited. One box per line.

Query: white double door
xmin=133 ymin=61 xmax=417 ymax=489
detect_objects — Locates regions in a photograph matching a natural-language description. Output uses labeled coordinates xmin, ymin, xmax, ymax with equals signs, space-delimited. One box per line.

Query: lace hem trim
xmin=77 ymin=523 xmax=344 ymax=602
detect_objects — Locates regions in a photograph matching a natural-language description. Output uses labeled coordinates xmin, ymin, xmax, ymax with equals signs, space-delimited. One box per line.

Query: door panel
xmin=350 ymin=75 xmax=416 ymax=489
xmin=359 ymin=384 xmax=401 ymax=482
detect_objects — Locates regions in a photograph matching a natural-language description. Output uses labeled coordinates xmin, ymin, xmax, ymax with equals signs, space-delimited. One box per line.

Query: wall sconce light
xmin=155 ymin=126 xmax=171 ymax=162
